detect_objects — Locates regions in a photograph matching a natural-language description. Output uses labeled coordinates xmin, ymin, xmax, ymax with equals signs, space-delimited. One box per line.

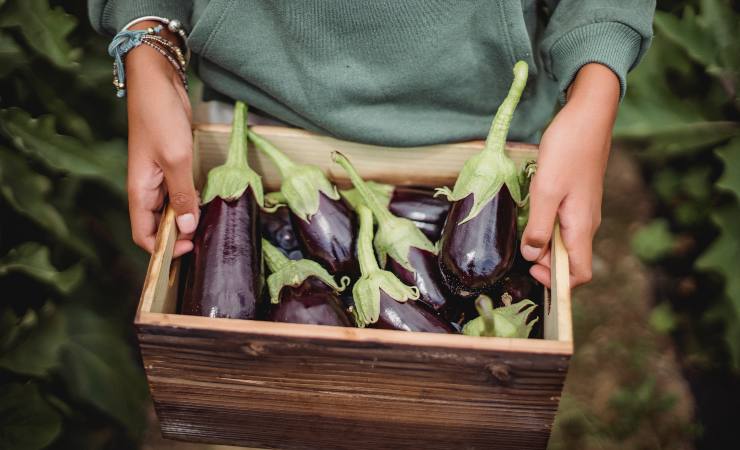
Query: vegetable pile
xmin=181 ymin=62 xmax=543 ymax=338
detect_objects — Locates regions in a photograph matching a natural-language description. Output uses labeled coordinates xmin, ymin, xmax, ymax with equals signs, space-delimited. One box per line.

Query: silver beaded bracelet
xmin=121 ymin=16 xmax=190 ymax=64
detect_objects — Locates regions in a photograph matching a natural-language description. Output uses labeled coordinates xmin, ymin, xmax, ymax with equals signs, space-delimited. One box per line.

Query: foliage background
xmin=0 ymin=0 xmax=148 ymax=448
xmin=0 ymin=0 xmax=738 ymax=449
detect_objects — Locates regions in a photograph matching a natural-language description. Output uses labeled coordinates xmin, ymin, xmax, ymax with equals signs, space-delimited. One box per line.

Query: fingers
xmin=173 ymin=239 xmax=194 ymax=258
xmin=521 ymin=177 xmax=561 ymax=263
xmin=161 ymin=147 xmax=200 ymax=240
xmin=529 ymin=263 xmax=551 ymax=288
xmin=559 ymin=195 xmax=597 ymax=288
xmin=128 ymin=165 xmax=165 ymax=253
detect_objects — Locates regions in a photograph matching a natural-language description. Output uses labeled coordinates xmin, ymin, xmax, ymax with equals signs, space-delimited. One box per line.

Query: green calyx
xmin=340 ymin=181 xmax=394 ymax=212
xmin=462 ymin=294 xmax=539 ymax=339
xmin=435 ymin=61 xmax=529 ymax=224
xmin=332 ymin=152 xmax=436 ymax=271
xmin=262 ymin=239 xmax=349 ymax=305
xmin=202 ymin=101 xmax=264 ymax=206
xmin=352 ymin=205 xmax=420 ymax=328
xmin=249 ymin=130 xmax=339 ymax=222
xmin=517 ymin=160 xmax=537 ymax=237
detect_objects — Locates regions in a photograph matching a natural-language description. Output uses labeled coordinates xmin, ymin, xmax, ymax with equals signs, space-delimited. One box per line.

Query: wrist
xmin=565 ymin=63 xmax=620 ymax=127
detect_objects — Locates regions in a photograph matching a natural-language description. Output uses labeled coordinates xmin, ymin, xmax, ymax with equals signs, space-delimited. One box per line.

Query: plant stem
xmin=476 ymin=295 xmax=496 ymax=337
xmin=356 ymin=205 xmax=380 ymax=275
xmin=332 ymin=152 xmax=395 ymax=224
xmin=225 ymin=102 xmax=249 ymax=168
xmin=483 ymin=61 xmax=528 ymax=157
xmin=248 ymin=130 xmax=296 ymax=179
xmin=262 ymin=238 xmax=290 ymax=272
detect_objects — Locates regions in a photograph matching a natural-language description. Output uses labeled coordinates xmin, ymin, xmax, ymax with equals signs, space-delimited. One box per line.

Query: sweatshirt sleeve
xmin=88 ymin=0 xmax=193 ymax=35
xmin=539 ymin=0 xmax=656 ymax=102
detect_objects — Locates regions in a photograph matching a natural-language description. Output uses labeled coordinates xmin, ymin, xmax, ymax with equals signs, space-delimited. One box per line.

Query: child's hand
xmin=521 ymin=63 xmax=620 ymax=288
xmin=126 ymin=21 xmax=198 ymax=257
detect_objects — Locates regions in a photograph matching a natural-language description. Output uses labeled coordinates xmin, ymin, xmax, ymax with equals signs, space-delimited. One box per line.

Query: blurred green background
xmin=0 ymin=0 xmax=738 ymax=449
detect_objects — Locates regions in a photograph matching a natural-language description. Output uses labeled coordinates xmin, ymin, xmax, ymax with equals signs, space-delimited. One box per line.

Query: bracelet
xmin=109 ymin=25 xmax=189 ymax=98
xmin=108 ymin=25 xmax=164 ymax=97
xmin=140 ymin=40 xmax=189 ymax=91
xmin=121 ymin=16 xmax=190 ymax=64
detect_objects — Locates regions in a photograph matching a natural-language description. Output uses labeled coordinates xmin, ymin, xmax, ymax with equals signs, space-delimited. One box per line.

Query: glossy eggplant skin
xmin=372 ymin=290 xmax=454 ymax=333
xmin=262 ymin=207 xmax=303 ymax=260
xmin=268 ymin=278 xmax=352 ymax=326
xmin=438 ymin=186 xmax=517 ymax=298
xmin=291 ymin=193 xmax=357 ymax=277
xmin=181 ymin=188 xmax=262 ymax=319
xmin=387 ymin=247 xmax=452 ymax=316
xmin=389 ymin=187 xmax=450 ymax=241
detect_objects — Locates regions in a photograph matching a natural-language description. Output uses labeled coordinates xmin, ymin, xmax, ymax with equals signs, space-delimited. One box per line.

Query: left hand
xmin=520 ymin=63 xmax=620 ymax=288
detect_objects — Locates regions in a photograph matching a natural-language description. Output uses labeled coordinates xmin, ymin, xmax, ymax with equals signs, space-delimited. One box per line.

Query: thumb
xmin=521 ymin=183 xmax=560 ymax=262
xmin=162 ymin=155 xmax=199 ymax=235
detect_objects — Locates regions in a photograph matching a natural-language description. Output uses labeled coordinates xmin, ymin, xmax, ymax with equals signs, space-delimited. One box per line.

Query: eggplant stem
xmin=332 ymin=152 xmax=395 ymax=224
xmin=356 ymin=205 xmax=380 ymax=275
xmin=225 ymin=102 xmax=250 ymax=168
xmin=483 ymin=61 xmax=528 ymax=157
xmin=262 ymin=238 xmax=290 ymax=272
xmin=475 ymin=295 xmax=496 ymax=337
xmin=248 ymin=130 xmax=296 ymax=178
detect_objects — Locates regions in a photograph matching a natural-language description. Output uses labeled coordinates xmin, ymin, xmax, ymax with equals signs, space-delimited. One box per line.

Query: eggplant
xmin=181 ymin=102 xmax=264 ymax=319
xmin=261 ymin=204 xmax=303 ymax=260
xmin=262 ymin=238 xmax=351 ymax=326
xmin=333 ymin=153 xmax=454 ymax=316
xmin=341 ymin=183 xmax=450 ymax=241
xmin=351 ymin=205 xmax=453 ymax=333
xmin=248 ymin=131 xmax=358 ymax=278
xmin=436 ymin=61 xmax=529 ymax=298
xmin=462 ymin=294 xmax=538 ymax=339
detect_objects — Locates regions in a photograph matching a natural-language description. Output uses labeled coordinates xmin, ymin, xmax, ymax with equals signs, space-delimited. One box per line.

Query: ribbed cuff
xmin=550 ymin=21 xmax=642 ymax=103
xmin=92 ymin=0 xmax=192 ymax=35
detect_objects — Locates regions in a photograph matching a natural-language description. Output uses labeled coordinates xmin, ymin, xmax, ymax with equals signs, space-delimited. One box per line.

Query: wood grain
xmin=194 ymin=124 xmax=539 ymax=191
xmin=136 ymin=125 xmax=572 ymax=449
xmin=137 ymin=321 xmax=569 ymax=450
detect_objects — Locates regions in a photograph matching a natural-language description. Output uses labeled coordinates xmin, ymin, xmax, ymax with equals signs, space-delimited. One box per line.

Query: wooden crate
xmin=136 ymin=125 xmax=573 ymax=450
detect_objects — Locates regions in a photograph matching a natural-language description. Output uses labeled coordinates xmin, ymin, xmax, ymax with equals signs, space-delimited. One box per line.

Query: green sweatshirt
xmin=89 ymin=0 xmax=655 ymax=146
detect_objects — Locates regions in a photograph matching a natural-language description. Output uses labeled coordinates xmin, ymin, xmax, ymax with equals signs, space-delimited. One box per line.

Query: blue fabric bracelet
xmin=107 ymin=25 xmax=163 ymax=98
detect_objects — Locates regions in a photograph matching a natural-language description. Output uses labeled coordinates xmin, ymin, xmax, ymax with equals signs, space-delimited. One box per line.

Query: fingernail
xmin=176 ymin=213 xmax=196 ymax=233
xmin=522 ymin=244 xmax=540 ymax=261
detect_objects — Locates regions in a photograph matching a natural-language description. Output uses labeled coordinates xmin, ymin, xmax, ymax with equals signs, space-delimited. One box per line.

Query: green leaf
xmin=614 ymin=34 xmax=740 ymax=157
xmin=0 ymin=0 xmax=80 ymax=69
xmin=59 ymin=307 xmax=148 ymax=439
xmin=715 ymin=136 xmax=740 ymax=199
xmin=0 ymin=383 xmax=62 ymax=450
xmin=654 ymin=8 xmax=716 ymax=68
xmin=0 ymin=108 xmax=126 ymax=193
xmin=0 ymin=30 xmax=26 ymax=77
xmin=696 ymin=204 xmax=740 ymax=322
xmin=0 ymin=242 xmax=84 ymax=295
xmin=631 ymin=219 xmax=676 ymax=263
xmin=0 ymin=147 xmax=68 ymax=237
xmin=0 ymin=305 xmax=65 ymax=377
xmin=0 ymin=149 xmax=95 ymax=257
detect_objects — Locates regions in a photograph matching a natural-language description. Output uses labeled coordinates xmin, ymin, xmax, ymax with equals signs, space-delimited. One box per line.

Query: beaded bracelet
xmin=140 ymin=40 xmax=189 ymax=91
xmin=108 ymin=19 xmax=189 ymax=98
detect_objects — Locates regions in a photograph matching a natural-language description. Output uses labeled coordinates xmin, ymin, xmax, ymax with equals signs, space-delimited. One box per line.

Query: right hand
xmin=125 ymin=22 xmax=198 ymax=257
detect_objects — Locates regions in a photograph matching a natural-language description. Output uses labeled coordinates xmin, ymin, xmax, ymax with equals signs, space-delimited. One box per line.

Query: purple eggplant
xmin=261 ymin=204 xmax=303 ymax=260
xmin=436 ymin=61 xmax=529 ymax=299
xmin=262 ymin=238 xmax=351 ymax=326
xmin=333 ymin=152 xmax=455 ymax=316
xmin=181 ymin=102 xmax=264 ymax=319
xmin=351 ymin=205 xmax=453 ymax=333
xmin=341 ymin=183 xmax=450 ymax=241
xmin=462 ymin=294 xmax=538 ymax=339
xmin=248 ymin=131 xmax=358 ymax=278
